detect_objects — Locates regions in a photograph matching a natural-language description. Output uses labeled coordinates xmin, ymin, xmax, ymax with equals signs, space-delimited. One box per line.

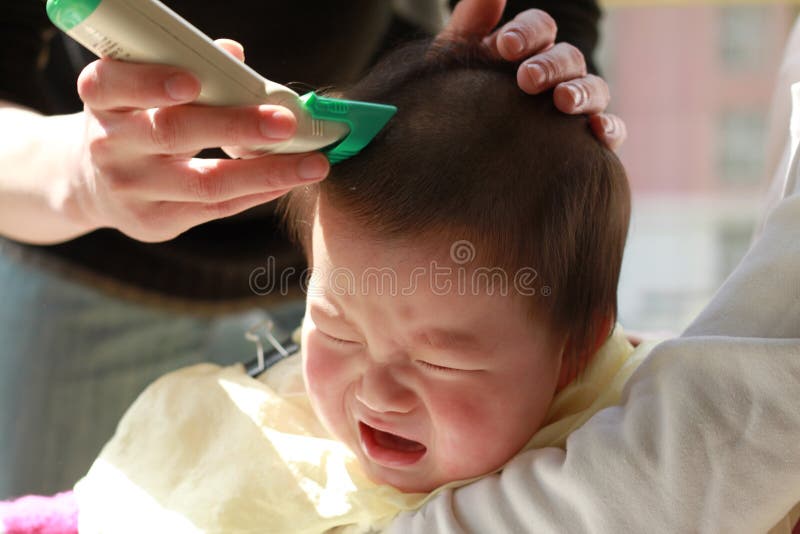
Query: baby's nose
xmin=355 ymin=364 xmax=417 ymax=414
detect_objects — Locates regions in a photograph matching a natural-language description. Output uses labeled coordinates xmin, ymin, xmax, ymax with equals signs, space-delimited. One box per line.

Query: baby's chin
xmin=361 ymin=464 xmax=443 ymax=494
xmin=358 ymin=456 xmax=497 ymax=494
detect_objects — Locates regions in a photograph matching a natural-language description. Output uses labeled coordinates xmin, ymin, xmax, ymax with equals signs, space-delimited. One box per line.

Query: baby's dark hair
xmin=281 ymin=39 xmax=630 ymax=370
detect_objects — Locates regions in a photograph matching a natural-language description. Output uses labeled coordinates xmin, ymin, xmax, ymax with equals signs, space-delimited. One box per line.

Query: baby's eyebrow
xmin=412 ymin=328 xmax=484 ymax=354
xmin=309 ymin=301 xmax=354 ymax=326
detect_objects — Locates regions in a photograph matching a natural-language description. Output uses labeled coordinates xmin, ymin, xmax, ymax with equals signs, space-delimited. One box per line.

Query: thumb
xmin=214 ymin=38 xmax=245 ymax=62
xmin=443 ymin=0 xmax=506 ymax=39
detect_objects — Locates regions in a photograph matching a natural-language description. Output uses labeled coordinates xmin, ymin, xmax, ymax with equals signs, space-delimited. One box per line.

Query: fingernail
xmin=501 ymin=30 xmax=525 ymax=56
xmin=298 ymin=154 xmax=329 ymax=181
xmin=600 ymin=115 xmax=615 ymax=134
xmin=527 ymin=64 xmax=546 ymax=87
xmin=565 ymin=84 xmax=584 ymax=108
xmin=226 ymin=41 xmax=245 ymax=60
xmin=260 ymin=109 xmax=295 ymax=139
xmin=165 ymin=73 xmax=199 ymax=101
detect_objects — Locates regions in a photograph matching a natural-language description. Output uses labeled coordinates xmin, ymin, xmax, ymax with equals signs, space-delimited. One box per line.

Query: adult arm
xmin=0 ymin=3 xmax=90 ymax=243
xmin=0 ymin=102 xmax=90 ymax=244
xmin=0 ymin=4 xmax=327 ymax=245
xmin=0 ymin=47 xmax=328 ymax=245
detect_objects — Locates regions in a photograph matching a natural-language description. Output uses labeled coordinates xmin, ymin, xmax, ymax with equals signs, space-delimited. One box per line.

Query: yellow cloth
xmin=74 ymin=326 xmax=654 ymax=534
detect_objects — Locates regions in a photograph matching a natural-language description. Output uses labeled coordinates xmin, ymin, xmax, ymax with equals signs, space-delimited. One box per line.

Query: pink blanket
xmin=0 ymin=491 xmax=78 ymax=534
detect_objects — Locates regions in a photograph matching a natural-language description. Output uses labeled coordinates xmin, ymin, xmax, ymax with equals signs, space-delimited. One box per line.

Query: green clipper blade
xmin=46 ymin=0 xmax=102 ymax=31
xmin=300 ymin=92 xmax=397 ymax=164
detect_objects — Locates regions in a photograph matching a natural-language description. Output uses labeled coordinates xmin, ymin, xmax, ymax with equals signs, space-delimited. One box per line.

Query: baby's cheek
xmin=431 ymin=389 xmax=491 ymax=447
xmin=303 ymin=336 xmax=352 ymax=405
xmin=304 ymin=337 xmax=335 ymax=388
xmin=303 ymin=336 xmax=357 ymax=441
xmin=430 ymin=386 xmax=529 ymax=477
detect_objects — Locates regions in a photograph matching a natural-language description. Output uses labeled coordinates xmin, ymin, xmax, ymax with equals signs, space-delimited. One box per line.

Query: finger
xmin=131 ymin=153 xmax=329 ymax=203
xmin=492 ymin=9 xmax=557 ymax=61
xmin=588 ymin=113 xmax=627 ymax=151
xmin=439 ymin=0 xmax=505 ymax=41
xmin=170 ymin=188 xmax=294 ymax=236
xmin=553 ymin=74 xmax=610 ymax=115
xmin=222 ymin=145 xmax=268 ymax=159
xmin=214 ymin=38 xmax=245 ymax=62
xmin=517 ymin=42 xmax=588 ymax=95
xmin=78 ymin=59 xmax=201 ymax=111
xmin=130 ymin=188 xmax=291 ymax=243
xmin=110 ymin=104 xmax=296 ymax=155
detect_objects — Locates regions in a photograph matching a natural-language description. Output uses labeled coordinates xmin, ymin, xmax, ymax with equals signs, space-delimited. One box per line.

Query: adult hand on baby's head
xmin=74 ymin=39 xmax=329 ymax=243
xmin=441 ymin=0 xmax=626 ymax=151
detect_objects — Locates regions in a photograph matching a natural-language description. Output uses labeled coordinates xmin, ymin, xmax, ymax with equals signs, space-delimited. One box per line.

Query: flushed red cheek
xmin=429 ymin=393 xmax=489 ymax=446
xmin=431 ymin=394 xmax=514 ymax=469
xmin=304 ymin=340 xmax=344 ymax=401
xmin=305 ymin=336 xmax=342 ymax=378
xmin=303 ymin=337 xmax=356 ymax=437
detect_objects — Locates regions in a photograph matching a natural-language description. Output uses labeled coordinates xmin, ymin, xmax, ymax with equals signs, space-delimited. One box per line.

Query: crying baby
xmin=74 ymin=38 xmax=647 ymax=534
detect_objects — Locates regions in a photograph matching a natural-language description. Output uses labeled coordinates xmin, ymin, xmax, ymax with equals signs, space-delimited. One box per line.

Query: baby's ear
xmin=555 ymin=315 xmax=615 ymax=392
xmin=588 ymin=315 xmax=615 ymax=355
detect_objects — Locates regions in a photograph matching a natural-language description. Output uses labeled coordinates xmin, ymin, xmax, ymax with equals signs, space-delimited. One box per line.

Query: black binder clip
xmin=244 ymin=320 xmax=300 ymax=378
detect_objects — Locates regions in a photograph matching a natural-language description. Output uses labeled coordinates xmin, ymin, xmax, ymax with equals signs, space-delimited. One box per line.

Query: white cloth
xmin=756 ymin=17 xmax=800 ymax=235
xmin=387 ymin=18 xmax=800 ymax=534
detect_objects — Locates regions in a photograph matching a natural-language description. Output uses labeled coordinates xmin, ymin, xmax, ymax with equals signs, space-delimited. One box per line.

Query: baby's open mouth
xmin=358 ymin=422 xmax=427 ymax=467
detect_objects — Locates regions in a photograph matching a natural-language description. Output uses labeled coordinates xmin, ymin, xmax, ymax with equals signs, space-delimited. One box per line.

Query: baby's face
xmin=301 ymin=202 xmax=567 ymax=493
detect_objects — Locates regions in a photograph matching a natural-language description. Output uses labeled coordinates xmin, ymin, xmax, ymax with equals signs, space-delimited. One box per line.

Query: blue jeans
xmin=0 ymin=245 xmax=304 ymax=499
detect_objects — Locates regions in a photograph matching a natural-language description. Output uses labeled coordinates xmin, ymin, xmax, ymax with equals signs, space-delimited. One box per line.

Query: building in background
xmin=598 ymin=4 xmax=796 ymax=332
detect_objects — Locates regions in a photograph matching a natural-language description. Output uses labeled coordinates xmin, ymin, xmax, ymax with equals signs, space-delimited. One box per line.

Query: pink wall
xmin=605 ymin=5 xmax=793 ymax=196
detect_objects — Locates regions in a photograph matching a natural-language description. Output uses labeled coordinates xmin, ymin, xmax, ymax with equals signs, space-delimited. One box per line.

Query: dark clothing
xmin=2 ymin=0 xmax=601 ymax=303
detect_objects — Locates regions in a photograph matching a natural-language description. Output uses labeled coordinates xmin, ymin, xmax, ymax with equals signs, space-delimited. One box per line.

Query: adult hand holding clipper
xmin=74 ymin=39 xmax=332 ymax=243
xmin=0 ymin=33 xmax=331 ymax=244
xmin=48 ymin=0 xmax=390 ymax=243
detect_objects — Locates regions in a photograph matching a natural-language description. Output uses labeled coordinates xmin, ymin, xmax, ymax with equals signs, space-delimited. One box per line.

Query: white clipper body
xmin=47 ymin=0 xmax=349 ymax=154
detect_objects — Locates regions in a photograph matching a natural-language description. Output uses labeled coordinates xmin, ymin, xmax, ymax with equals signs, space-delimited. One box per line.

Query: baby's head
xmin=280 ymin=40 xmax=630 ymax=493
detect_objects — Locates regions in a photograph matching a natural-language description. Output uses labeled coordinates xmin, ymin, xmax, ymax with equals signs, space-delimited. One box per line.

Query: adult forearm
xmin=0 ymin=103 xmax=94 ymax=244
